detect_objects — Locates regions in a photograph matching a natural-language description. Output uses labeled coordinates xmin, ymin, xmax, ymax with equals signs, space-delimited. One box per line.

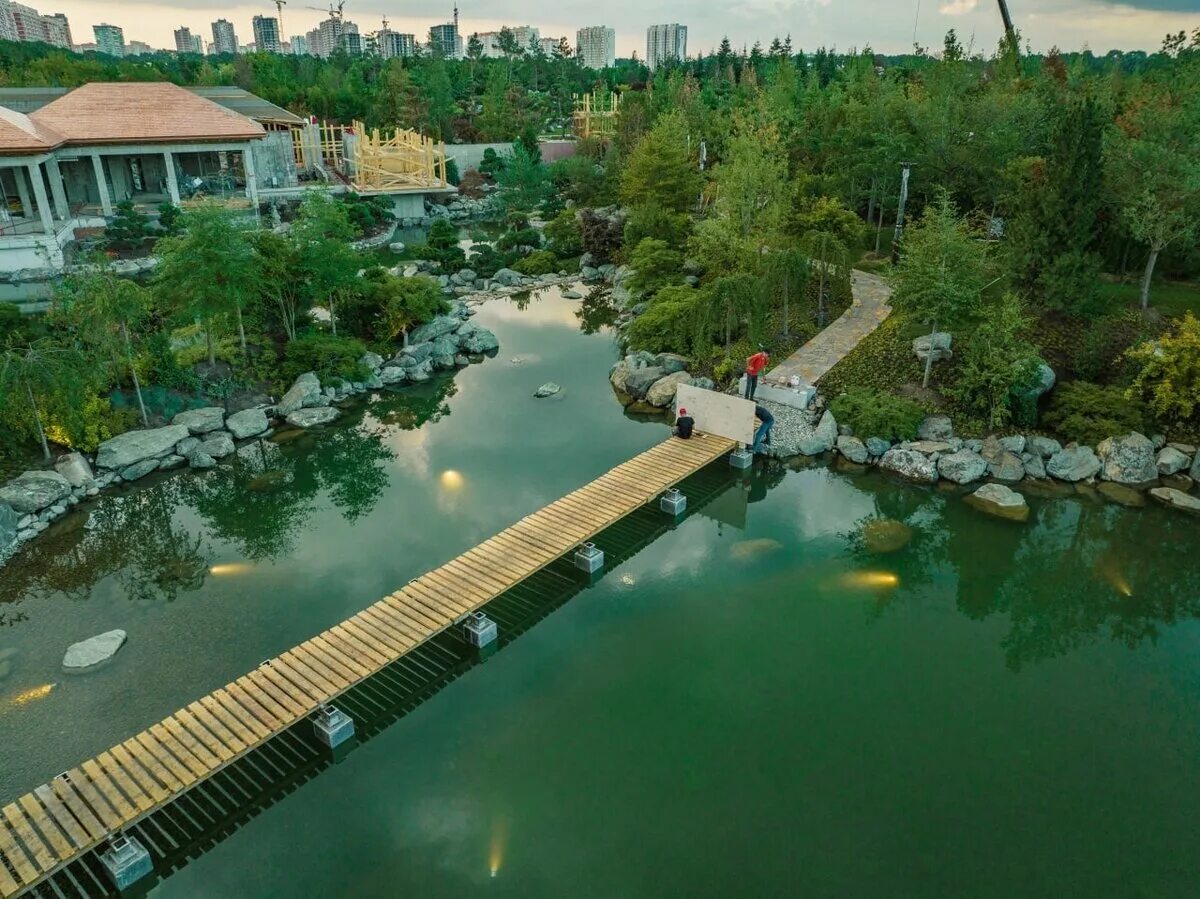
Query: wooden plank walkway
xmin=0 ymin=432 xmax=735 ymax=897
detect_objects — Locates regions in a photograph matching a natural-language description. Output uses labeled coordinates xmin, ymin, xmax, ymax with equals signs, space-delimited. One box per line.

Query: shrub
xmin=340 ymin=193 xmax=394 ymax=235
xmin=104 ymin=200 xmax=151 ymax=253
xmin=478 ymin=147 xmax=505 ymax=177
xmin=496 ymin=226 xmax=542 ymax=253
xmin=44 ymin=393 xmax=136 ymax=453
xmin=830 ymin=389 xmax=925 ymax=442
xmin=347 ymin=269 xmax=448 ymax=342
xmin=549 ymin=154 xmax=606 ymax=206
xmin=444 ymin=157 xmax=461 ymax=186
xmin=512 ymin=250 xmax=558 ymax=276
xmin=627 ymin=286 xmax=703 ymax=355
xmin=1041 ymin=381 xmax=1146 ymax=445
xmin=156 ymin=202 xmax=183 ymax=236
xmin=628 ymin=238 xmax=683 ymax=297
xmin=1126 ymin=312 xmax=1200 ymax=428
xmin=281 ymin=333 xmax=369 ymax=386
xmin=468 ymin=243 xmax=508 ymax=278
xmin=544 ymin=209 xmax=583 ymax=259
xmin=579 ymin=208 xmax=623 ymax=262
xmin=623 ymin=205 xmax=691 ymax=251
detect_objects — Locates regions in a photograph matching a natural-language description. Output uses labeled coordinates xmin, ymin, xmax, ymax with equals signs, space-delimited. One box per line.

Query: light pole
xmin=890 ymin=161 xmax=914 ymax=263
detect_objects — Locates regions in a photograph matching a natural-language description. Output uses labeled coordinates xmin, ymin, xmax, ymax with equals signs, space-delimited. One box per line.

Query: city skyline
xmin=16 ymin=0 xmax=1200 ymax=58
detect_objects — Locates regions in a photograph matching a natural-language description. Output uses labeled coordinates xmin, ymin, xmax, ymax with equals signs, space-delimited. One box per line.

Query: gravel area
xmin=758 ymin=399 xmax=817 ymax=458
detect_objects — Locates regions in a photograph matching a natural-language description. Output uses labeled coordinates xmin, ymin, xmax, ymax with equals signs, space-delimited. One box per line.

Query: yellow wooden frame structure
xmin=291 ymin=120 xmax=448 ymax=192
xmin=572 ymin=91 xmax=620 ymax=140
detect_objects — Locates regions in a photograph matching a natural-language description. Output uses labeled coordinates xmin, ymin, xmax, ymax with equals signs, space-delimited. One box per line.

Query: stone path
xmin=766 ymin=270 xmax=892 ymax=388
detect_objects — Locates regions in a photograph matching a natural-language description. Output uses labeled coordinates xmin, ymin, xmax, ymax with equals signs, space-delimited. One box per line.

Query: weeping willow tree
xmin=698 ymin=274 xmax=768 ymax=350
xmin=761 ymin=249 xmax=809 ymax=339
xmin=798 ymin=230 xmax=851 ymax=330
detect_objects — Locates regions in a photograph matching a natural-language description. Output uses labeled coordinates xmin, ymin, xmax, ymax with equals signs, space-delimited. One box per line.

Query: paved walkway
xmin=766 ymin=270 xmax=893 ymax=387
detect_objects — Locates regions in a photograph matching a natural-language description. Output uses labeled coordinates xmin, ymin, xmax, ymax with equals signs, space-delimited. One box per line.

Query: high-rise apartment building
xmin=126 ymin=40 xmax=152 ymax=56
xmin=0 ymin=2 xmax=70 ymax=47
xmin=42 ymin=11 xmax=68 ymax=47
xmin=289 ymin=34 xmax=309 ymax=55
xmin=576 ymin=25 xmax=615 ymax=70
xmin=377 ymin=29 xmax=416 ymax=59
xmin=93 ymin=23 xmax=124 ymax=56
xmin=210 ymin=18 xmax=237 ymax=55
xmin=305 ymin=16 xmax=360 ymax=58
xmin=428 ymin=21 xmax=462 ymax=59
xmin=646 ymin=23 xmax=686 ymax=70
xmin=252 ymin=15 xmax=281 ymax=53
xmin=174 ymin=26 xmax=202 ymax=54
xmin=472 ymin=26 xmax=539 ymax=58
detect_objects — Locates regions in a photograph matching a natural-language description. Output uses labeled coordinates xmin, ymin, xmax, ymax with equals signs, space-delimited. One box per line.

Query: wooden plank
xmin=409 ymin=573 xmax=474 ymax=613
xmin=392 ymin=588 xmax=456 ymax=629
xmin=328 ymin=624 xmax=391 ymax=669
xmin=0 ymin=805 xmax=55 ymax=874
xmin=240 ymin=670 xmax=305 ymax=720
xmin=165 ymin=713 xmax=225 ymax=770
xmin=0 ymin=854 xmax=21 ymax=897
xmin=198 ymin=694 xmax=254 ymax=750
xmin=48 ymin=779 xmax=105 ymax=842
xmin=279 ymin=650 xmax=344 ymax=698
xmin=12 ymin=796 xmax=71 ymax=863
xmin=343 ymin=612 xmax=409 ymax=658
xmin=297 ymin=641 xmax=360 ymax=689
xmin=209 ymin=689 xmax=268 ymax=742
xmin=79 ymin=760 xmax=136 ymax=820
xmin=0 ymin=822 xmax=37 ymax=886
xmin=223 ymin=682 xmax=283 ymax=734
xmin=128 ymin=734 xmax=190 ymax=791
xmin=59 ymin=770 xmax=120 ymax=833
xmin=437 ymin=556 xmax=512 ymax=597
xmin=107 ymin=745 xmax=167 ymax=806
xmin=186 ymin=701 xmax=244 ymax=757
xmin=148 ymin=724 xmax=207 ymax=781
xmin=249 ymin=664 xmax=317 ymax=713
xmin=310 ymin=635 xmax=371 ymax=680
xmin=95 ymin=752 xmax=154 ymax=814
xmin=31 ymin=787 xmax=89 ymax=850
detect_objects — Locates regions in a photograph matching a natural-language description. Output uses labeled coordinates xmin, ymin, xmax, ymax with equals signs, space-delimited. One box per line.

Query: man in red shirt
xmin=744 ymin=347 xmax=769 ymax=399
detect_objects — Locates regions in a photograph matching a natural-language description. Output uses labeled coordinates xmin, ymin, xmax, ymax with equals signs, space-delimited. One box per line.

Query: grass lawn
xmin=1097 ymin=279 xmax=1200 ymax=320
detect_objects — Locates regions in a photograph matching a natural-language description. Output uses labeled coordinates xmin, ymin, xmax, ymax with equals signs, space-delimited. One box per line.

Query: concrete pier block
xmin=312 ymin=705 xmax=355 ymax=749
xmin=462 ymin=612 xmax=498 ymax=647
xmin=729 ymin=448 xmax=753 ymax=469
xmin=660 ymin=488 xmax=686 ymax=516
xmin=100 ymin=834 xmax=153 ymax=892
xmin=574 ymin=542 xmax=604 ymax=573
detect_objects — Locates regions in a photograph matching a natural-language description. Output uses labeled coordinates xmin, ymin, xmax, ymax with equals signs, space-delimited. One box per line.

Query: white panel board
xmin=675 ymin=383 xmax=756 ymax=446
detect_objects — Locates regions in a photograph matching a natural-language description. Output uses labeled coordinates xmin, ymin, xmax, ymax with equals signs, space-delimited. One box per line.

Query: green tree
xmin=154 ymin=203 xmax=261 ymax=363
xmin=289 ymin=192 xmax=361 ymax=337
xmin=892 ymin=191 xmax=990 ymax=388
xmin=619 ymin=110 xmax=701 ymax=214
xmin=495 ymin=144 xmax=550 ymax=214
xmin=947 ymin=293 xmax=1040 ymax=429
xmin=53 ymin=267 xmax=153 ymax=426
xmin=788 ymin=195 xmax=865 ymax=248
xmin=1127 ymin=312 xmax=1200 ymax=427
xmin=252 ymin=230 xmax=308 ymax=342
xmin=628 ymin=239 xmax=684 ymax=297
xmin=799 ymin=231 xmax=850 ymax=328
xmin=762 ymin=249 xmax=809 ymax=338
xmin=0 ymin=341 xmax=81 ymax=461
xmin=353 ymin=270 xmax=448 ymax=343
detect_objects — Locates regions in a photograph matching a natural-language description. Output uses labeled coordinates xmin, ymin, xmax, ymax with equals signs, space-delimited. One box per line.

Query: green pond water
xmin=2 ymin=288 xmax=1199 ymax=897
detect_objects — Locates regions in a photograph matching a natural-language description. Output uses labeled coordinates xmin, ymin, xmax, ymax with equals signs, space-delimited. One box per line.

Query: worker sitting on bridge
xmin=752 ymin=404 xmax=774 ymax=454
xmin=744 ymin=347 xmax=770 ymax=399
xmin=674 ymin=407 xmax=695 ymax=439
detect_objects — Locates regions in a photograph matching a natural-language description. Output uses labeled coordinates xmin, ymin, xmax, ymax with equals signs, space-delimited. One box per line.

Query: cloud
xmin=938 ymin=0 xmax=980 ymax=13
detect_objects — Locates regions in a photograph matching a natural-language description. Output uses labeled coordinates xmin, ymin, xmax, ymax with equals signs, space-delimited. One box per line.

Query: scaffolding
xmin=291 ymin=120 xmax=448 ymax=192
xmin=572 ymin=91 xmax=620 ymax=140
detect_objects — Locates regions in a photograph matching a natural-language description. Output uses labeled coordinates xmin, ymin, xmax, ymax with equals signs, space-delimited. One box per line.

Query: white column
xmin=162 ymin=151 xmax=181 ymax=205
xmin=14 ymin=166 xmax=32 ymax=220
xmin=241 ymin=146 xmax=259 ymax=207
xmin=27 ymin=162 xmax=53 ymax=235
xmin=45 ymin=159 xmax=69 ymax=220
xmin=91 ymin=154 xmax=113 ymax=216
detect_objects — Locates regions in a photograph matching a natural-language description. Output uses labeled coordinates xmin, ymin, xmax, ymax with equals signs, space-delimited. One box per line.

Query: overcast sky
xmin=51 ymin=0 xmax=1199 ymax=57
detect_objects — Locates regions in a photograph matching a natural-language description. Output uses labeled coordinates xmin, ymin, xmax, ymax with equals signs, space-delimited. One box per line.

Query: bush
xmin=104 ymin=200 xmax=151 ymax=253
xmin=281 ymin=333 xmax=370 ymax=386
xmin=512 ymin=250 xmax=558 ymax=276
xmin=1041 ymin=381 xmax=1146 ymax=445
xmin=340 ymin=193 xmax=394 ymax=235
xmin=496 ymin=226 xmax=542 ymax=252
xmin=347 ymin=269 xmax=448 ymax=342
xmin=623 ymin=205 xmax=691 ymax=251
xmin=444 ymin=157 xmax=460 ymax=186
xmin=627 ymin=286 xmax=703 ymax=355
xmin=544 ymin=209 xmax=583 ymax=259
xmin=1126 ymin=312 xmax=1200 ymax=428
xmin=478 ymin=147 xmax=505 ymax=177
xmin=830 ymin=389 xmax=925 ymax=442
xmin=628 ymin=238 xmax=683 ymax=297
xmin=156 ymin=202 xmax=183 ymax=236
xmin=468 ymin=243 xmax=508 ymax=278
xmin=44 ymin=394 xmax=137 ymax=453
xmin=579 ymin=208 xmax=623 ymax=262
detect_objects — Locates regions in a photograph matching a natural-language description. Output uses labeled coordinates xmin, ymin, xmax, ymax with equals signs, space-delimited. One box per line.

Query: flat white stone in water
xmin=63 ymin=629 xmax=127 ymax=669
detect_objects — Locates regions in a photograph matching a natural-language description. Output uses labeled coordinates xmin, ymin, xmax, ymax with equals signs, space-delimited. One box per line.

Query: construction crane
xmin=997 ymin=0 xmax=1016 ymax=42
xmin=304 ymin=1 xmax=344 ymax=21
xmin=274 ymin=0 xmax=287 ymax=38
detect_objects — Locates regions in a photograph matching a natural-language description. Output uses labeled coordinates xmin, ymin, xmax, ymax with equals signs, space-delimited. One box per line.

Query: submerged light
xmin=7 ymin=683 xmax=55 ymax=709
xmin=1095 ymin=558 xmax=1134 ymax=597
xmin=440 ymin=470 xmax=464 ymax=490
xmin=210 ymin=563 xmax=252 ymax=576
xmin=488 ymin=816 xmax=506 ymax=878
xmin=840 ymin=571 xmax=900 ymax=589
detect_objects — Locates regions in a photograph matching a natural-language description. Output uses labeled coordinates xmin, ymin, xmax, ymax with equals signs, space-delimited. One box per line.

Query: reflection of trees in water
xmin=368 ymin=379 xmax=456 ymax=432
xmin=0 ymin=478 xmax=211 ymax=612
xmin=979 ymin=501 xmax=1200 ymax=671
xmin=576 ymin=289 xmax=619 ymax=335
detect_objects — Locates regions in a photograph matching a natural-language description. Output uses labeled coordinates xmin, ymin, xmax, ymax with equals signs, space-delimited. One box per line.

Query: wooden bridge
xmin=0 ymin=432 xmax=736 ymax=898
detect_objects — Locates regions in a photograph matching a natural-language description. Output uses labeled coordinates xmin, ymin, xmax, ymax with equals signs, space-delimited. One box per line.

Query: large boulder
xmin=1046 ymin=445 xmax=1102 ymax=482
xmin=836 ymin=435 xmax=869 ymax=464
xmin=917 ymin=415 xmax=954 ymax=441
xmin=645 ymin=371 xmax=692 ymax=407
xmin=1026 ymin=436 xmax=1062 ymax=459
xmin=879 ymin=448 xmax=939 ymax=484
xmin=409 ymin=315 xmax=461 ymax=344
xmin=54 ymin=452 xmax=94 ymax=488
xmin=913 ymin=332 xmax=952 ymax=363
xmin=172 ymin=406 xmax=226 ymax=435
xmin=359 ymin=352 xmax=384 ymax=371
xmin=276 ymin=372 xmax=321 ymax=415
xmin=285 ymin=407 xmax=340 ymax=428
xmin=187 ymin=451 xmax=216 ymax=470
xmin=798 ymin=410 xmax=838 ymax=456
xmin=460 ymin=327 xmax=499 ymax=354
xmin=0 ymin=470 xmax=72 ymax=513
xmin=397 ymin=342 xmax=435 ymax=367
xmin=1022 ymin=453 xmax=1048 ymax=480
xmin=120 ymin=458 xmax=160 ymax=481
xmin=1156 ymin=446 xmax=1191 ymax=477
xmin=96 ymin=424 xmax=190 ymax=470
xmin=1097 ymin=432 xmax=1158 ymax=485
xmin=653 ymin=353 xmax=690 ymax=375
xmin=980 ymin=436 xmax=1024 ymax=483
xmin=226 ymin=407 xmax=270 ymax=440
xmin=1016 ymin=361 xmax=1056 ymax=402
xmin=1192 ymin=451 xmax=1200 ymax=482
xmin=0 ymin=502 xmax=17 ymax=556
xmin=199 ymin=433 xmax=236 ymax=459
xmin=63 ymin=629 xmax=126 ymax=670
xmin=624 ymin=365 xmax=665 ymax=400
xmin=493 ymin=268 xmax=523 ymax=287
xmin=379 ymin=365 xmax=408 ymax=385
xmin=937 ymin=449 xmax=988 ymax=485
xmin=1149 ymin=487 xmax=1200 ymax=516
xmin=965 ymin=483 xmax=1030 ymax=522
xmin=534 ymin=382 xmax=562 ymax=398
xmin=865 ymin=437 xmax=891 ymax=457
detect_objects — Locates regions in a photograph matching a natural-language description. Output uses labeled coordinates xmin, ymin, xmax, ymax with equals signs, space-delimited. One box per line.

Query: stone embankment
xmin=0 ymin=303 xmax=502 ymax=566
